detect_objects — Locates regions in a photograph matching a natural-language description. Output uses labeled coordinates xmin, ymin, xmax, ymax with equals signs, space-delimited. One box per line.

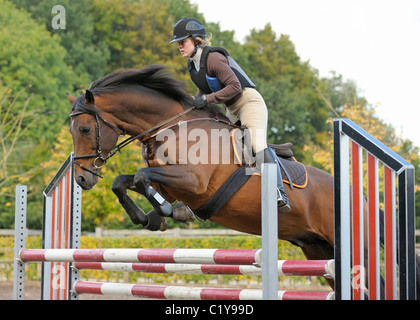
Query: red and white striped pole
xmin=20 ymin=248 xmax=262 ymax=265
xmin=73 ymin=259 xmax=335 ymax=277
xmin=72 ymin=281 xmax=335 ymax=300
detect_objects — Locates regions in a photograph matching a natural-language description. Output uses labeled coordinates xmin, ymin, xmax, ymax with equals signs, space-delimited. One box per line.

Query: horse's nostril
xmin=78 ymin=175 xmax=86 ymax=186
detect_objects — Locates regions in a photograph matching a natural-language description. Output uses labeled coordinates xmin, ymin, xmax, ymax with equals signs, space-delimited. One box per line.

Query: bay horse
xmin=66 ymin=64 xmax=418 ymax=297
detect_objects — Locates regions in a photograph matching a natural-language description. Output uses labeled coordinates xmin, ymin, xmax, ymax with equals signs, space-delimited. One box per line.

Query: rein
xmin=71 ymin=105 xmax=236 ymax=178
xmin=105 ymin=106 xmax=197 ymax=160
xmin=146 ymin=117 xmax=237 ymax=141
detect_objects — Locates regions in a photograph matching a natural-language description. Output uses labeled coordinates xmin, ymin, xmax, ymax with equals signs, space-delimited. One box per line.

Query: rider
xmin=170 ymin=17 xmax=290 ymax=212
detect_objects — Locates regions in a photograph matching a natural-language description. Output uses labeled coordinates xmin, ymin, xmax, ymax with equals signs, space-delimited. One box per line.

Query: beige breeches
xmin=225 ymin=88 xmax=268 ymax=154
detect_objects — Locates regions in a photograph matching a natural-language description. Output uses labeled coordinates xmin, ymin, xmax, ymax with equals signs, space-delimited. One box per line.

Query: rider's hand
xmin=193 ymin=95 xmax=207 ymax=109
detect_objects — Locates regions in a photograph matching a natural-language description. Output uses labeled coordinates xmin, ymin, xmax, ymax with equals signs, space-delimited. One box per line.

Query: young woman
xmin=170 ymin=17 xmax=290 ymax=212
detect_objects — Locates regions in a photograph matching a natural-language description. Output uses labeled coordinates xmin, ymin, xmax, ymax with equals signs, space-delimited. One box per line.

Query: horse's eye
xmin=80 ymin=127 xmax=91 ymax=135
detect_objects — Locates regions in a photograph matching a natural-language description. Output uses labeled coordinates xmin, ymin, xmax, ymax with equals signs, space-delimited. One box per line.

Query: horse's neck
xmin=101 ymin=92 xmax=184 ymax=136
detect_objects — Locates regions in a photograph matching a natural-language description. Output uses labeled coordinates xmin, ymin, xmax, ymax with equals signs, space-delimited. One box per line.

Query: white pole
xmin=261 ymin=163 xmax=278 ymax=300
xmin=339 ymin=134 xmax=352 ymax=300
xmin=13 ymin=185 xmax=27 ymax=300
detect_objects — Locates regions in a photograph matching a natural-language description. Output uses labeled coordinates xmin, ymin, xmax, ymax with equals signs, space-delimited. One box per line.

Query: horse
xmin=66 ymin=64 xmax=418 ymax=297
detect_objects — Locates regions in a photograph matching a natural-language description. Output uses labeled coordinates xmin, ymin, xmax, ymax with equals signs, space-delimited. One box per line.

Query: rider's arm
xmin=204 ymin=52 xmax=242 ymax=104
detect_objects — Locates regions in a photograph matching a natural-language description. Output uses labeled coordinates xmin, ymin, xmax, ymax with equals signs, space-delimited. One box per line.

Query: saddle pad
xmin=278 ymin=157 xmax=308 ymax=189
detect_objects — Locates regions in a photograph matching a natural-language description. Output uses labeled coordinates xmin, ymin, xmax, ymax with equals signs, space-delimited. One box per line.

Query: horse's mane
xmin=89 ymin=65 xmax=193 ymax=109
xmin=75 ymin=64 xmax=228 ymax=121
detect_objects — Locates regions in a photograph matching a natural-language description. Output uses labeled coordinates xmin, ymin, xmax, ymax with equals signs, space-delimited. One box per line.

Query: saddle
xmin=232 ymin=128 xmax=307 ymax=189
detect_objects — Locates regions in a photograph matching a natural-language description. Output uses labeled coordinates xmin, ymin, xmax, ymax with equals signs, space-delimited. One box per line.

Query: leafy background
xmin=1 ymin=0 xmax=419 ymax=231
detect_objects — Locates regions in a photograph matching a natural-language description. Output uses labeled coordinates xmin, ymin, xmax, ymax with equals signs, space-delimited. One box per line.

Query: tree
xmin=0 ymin=85 xmax=38 ymax=227
xmin=88 ymin=0 xmax=200 ymax=90
xmin=241 ymin=25 xmax=332 ymax=160
xmin=0 ymin=0 xmax=77 ymax=227
xmin=13 ymin=0 xmax=110 ymax=83
xmin=0 ymin=0 xmax=76 ymax=142
xmin=243 ymin=25 xmax=310 ymax=85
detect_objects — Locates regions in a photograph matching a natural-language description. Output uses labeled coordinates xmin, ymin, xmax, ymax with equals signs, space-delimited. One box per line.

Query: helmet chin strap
xmin=190 ymin=36 xmax=198 ymax=58
xmin=191 ymin=47 xmax=198 ymax=58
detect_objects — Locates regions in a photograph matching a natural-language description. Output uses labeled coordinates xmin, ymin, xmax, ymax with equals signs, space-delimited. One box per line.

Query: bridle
xmin=70 ymin=107 xmax=124 ymax=178
xmin=69 ymin=105 xmax=197 ymax=178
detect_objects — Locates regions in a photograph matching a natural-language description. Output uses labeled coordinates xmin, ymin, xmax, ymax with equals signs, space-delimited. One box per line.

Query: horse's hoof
xmin=159 ymin=217 xmax=168 ymax=231
xmin=172 ymin=202 xmax=195 ymax=223
xmin=145 ymin=209 xmax=166 ymax=231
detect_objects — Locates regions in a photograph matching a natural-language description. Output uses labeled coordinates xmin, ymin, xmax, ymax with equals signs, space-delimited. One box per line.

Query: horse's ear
xmin=85 ymin=89 xmax=95 ymax=105
xmin=66 ymin=92 xmax=76 ymax=104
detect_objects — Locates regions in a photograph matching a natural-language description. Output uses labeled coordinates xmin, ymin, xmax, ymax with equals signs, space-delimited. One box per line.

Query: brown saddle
xmin=232 ymin=129 xmax=307 ymax=189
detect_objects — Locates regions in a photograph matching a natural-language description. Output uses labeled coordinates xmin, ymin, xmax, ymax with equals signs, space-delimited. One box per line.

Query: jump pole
xmin=13 ymin=185 xmax=27 ymax=300
xmin=19 ymin=248 xmax=262 ymax=265
xmin=72 ymin=259 xmax=335 ymax=277
xmin=72 ymin=281 xmax=334 ymax=300
xmin=261 ymin=163 xmax=278 ymax=300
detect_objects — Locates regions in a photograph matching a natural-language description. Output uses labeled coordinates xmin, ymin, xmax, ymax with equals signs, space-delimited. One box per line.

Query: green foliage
xmin=0 ymin=0 xmax=78 ymax=228
xmin=0 ymin=0 xmax=418 ymax=230
xmin=0 ymin=0 xmax=76 ymax=141
xmin=241 ymin=26 xmax=333 ymax=160
xmin=13 ymin=0 xmax=110 ymax=83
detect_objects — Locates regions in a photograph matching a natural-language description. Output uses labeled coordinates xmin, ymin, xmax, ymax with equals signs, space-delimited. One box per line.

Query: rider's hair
xmin=195 ymin=33 xmax=212 ymax=48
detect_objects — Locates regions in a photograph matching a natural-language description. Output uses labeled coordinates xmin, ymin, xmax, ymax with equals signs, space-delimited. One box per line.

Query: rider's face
xmin=177 ymin=38 xmax=196 ymax=58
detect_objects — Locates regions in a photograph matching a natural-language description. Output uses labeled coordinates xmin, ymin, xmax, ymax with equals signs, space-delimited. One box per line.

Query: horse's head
xmin=67 ymin=91 xmax=119 ymax=190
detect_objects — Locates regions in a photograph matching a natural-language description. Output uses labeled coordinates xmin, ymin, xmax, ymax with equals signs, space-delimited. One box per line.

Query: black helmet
xmin=170 ymin=17 xmax=206 ymax=44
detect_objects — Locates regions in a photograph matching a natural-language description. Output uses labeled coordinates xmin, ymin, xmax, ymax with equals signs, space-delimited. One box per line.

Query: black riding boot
xmin=263 ymin=147 xmax=291 ymax=212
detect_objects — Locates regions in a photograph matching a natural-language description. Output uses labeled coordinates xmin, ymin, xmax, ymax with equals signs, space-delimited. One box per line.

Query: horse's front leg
xmin=133 ymin=165 xmax=208 ymax=216
xmin=111 ymin=174 xmax=167 ymax=231
xmin=131 ymin=169 xmax=174 ymax=218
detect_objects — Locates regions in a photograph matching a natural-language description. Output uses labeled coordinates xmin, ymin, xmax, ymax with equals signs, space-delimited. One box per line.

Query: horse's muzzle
xmin=75 ymin=170 xmax=100 ymax=190
xmin=73 ymin=159 xmax=104 ymax=179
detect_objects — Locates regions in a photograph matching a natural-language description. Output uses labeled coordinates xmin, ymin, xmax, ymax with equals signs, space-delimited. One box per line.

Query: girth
xmin=192 ymin=166 xmax=251 ymax=221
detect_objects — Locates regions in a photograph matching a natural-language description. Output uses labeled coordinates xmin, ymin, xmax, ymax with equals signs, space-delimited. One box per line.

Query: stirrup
xmin=277 ymin=189 xmax=291 ymax=212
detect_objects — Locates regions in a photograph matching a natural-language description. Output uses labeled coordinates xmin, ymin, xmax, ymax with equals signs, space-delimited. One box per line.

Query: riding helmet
xmin=170 ymin=17 xmax=206 ymax=43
